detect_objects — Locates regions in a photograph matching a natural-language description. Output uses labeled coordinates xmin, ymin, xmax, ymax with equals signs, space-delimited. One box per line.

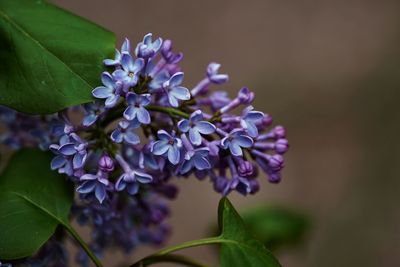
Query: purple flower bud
xmin=162 ymin=39 xmax=183 ymax=64
xmin=99 ymin=154 xmax=114 ymax=172
xmin=275 ymin=139 xmax=289 ymax=154
xmin=237 ymin=87 xmax=254 ymax=104
xmin=268 ymin=154 xmax=285 ymax=171
xmin=238 ymin=160 xmax=254 ymax=177
xmin=274 ymin=125 xmax=286 ymax=138
xmin=248 ymin=179 xmax=260 ymax=194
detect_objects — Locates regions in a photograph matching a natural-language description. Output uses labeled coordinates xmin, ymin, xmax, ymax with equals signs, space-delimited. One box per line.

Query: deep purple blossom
xmin=123 ymin=92 xmax=151 ymax=124
xmin=135 ymin=33 xmax=162 ymax=58
xmin=77 ymin=171 xmax=110 ymax=203
xmin=162 ymin=72 xmax=190 ymax=107
xmin=92 ymin=72 xmax=122 ymax=108
xmin=111 ymin=120 xmax=140 ymax=145
xmin=103 ymin=38 xmax=130 ymax=66
xmin=178 ymin=110 xmax=215 ymax=145
xmin=115 ymin=155 xmax=153 ymax=195
xmin=152 ymin=130 xmax=182 ymax=165
xmin=113 ymin=53 xmax=144 ymax=89
xmin=221 ymin=129 xmax=253 ymax=156
xmin=240 ymin=106 xmax=265 ymax=137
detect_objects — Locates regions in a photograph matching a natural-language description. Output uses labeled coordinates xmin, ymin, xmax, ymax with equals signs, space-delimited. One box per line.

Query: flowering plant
xmin=0 ymin=1 xmax=290 ymax=266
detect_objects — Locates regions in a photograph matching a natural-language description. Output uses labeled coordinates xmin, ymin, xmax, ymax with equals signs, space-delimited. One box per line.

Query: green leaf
xmin=241 ymin=206 xmax=310 ymax=250
xmin=0 ymin=149 xmax=74 ymax=259
xmin=0 ymin=0 xmax=115 ymax=114
xmin=218 ymin=198 xmax=282 ymax=267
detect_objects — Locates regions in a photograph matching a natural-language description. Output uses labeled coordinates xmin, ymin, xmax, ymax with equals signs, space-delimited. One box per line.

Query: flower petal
xmin=92 ymin=86 xmax=112 ymax=99
xmin=110 ymin=129 xmax=123 ymax=143
xmin=51 ymin=155 xmax=66 ymax=170
xmin=195 ymin=121 xmax=216 ymax=135
xmin=189 ymin=128 xmax=202 ymax=146
xmin=152 ymin=140 xmax=169 ymax=155
xmin=73 ymin=152 xmax=86 ymax=169
xmin=245 ymin=111 xmax=264 ymax=121
xmin=169 ymin=72 xmax=184 ymax=87
xmin=105 ymin=94 xmax=119 ymax=108
xmin=234 ymin=135 xmax=253 ymax=148
xmin=194 ymin=156 xmax=211 ymax=170
xmin=134 ymin=171 xmax=153 ymax=184
xmin=77 ymin=180 xmax=96 ymax=194
xmin=168 ymin=145 xmax=180 ymax=165
xmin=124 ymin=131 xmax=140 ymax=145
xmin=58 ymin=143 xmax=76 ymax=156
xmin=170 ymin=86 xmax=190 ymax=100
xmin=127 ymin=183 xmax=139 ymax=195
xmin=137 ymin=107 xmax=151 ymax=124
xmin=95 ymin=184 xmax=107 ymax=203
xmin=168 ymin=94 xmax=179 ymax=107
xmin=115 ymin=176 xmax=127 ymax=191
xmin=177 ymin=119 xmax=190 ymax=132
xmin=229 ymin=142 xmax=243 ymax=156
xmin=101 ymin=72 xmax=114 ymax=88
xmin=123 ymin=106 xmax=138 ymax=121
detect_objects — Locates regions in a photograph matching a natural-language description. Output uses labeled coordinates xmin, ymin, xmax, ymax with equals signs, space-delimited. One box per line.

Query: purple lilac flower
xmin=92 ymin=72 xmax=122 ymax=108
xmin=115 ymin=155 xmax=153 ymax=195
xmin=135 ymin=33 xmax=162 ymax=58
xmin=111 ymin=120 xmax=140 ymax=145
xmin=191 ymin=62 xmax=229 ymax=96
xmin=103 ymin=38 xmax=130 ymax=66
xmin=82 ymin=102 xmax=104 ymax=127
xmin=152 ymin=130 xmax=182 ymax=165
xmin=49 ymin=133 xmax=88 ymax=176
xmin=113 ymin=53 xmax=144 ymax=89
xmin=77 ymin=171 xmax=110 ymax=203
xmin=177 ymin=110 xmax=216 ymax=145
xmin=162 ymin=72 xmax=190 ymax=107
xmin=220 ymin=87 xmax=255 ymax=114
xmin=220 ymin=129 xmax=253 ymax=156
xmin=240 ymin=106 xmax=265 ymax=137
xmin=181 ymin=147 xmax=211 ymax=174
xmin=123 ymin=92 xmax=151 ymax=124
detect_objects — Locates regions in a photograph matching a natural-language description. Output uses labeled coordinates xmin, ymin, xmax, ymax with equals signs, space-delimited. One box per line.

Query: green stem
xmin=146 ymin=105 xmax=190 ymax=119
xmin=155 ymin=237 xmax=221 ymax=255
xmin=130 ymin=236 xmax=222 ymax=267
xmin=64 ymin=224 xmax=103 ymax=267
xmin=130 ymin=254 xmax=213 ymax=267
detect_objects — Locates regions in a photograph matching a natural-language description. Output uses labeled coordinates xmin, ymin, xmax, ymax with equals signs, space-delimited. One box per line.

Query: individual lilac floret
xmin=135 ymin=33 xmax=162 ymax=58
xmin=103 ymin=38 xmax=130 ymax=66
xmin=50 ymin=133 xmax=88 ymax=173
xmin=162 ymin=72 xmax=190 ymax=107
xmin=123 ymin=92 xmax=151 ymax=124
xmin=191 ymin=63 xmax=229 ymax=96
xmin=111 ymin=120 xmax=140 ymax=145
xmin=92 ymin=72 xmax=122 ymax=108
xmin=113 ymin=53 xmax=144 ymax=89
xmin=221 ymin=129 xmax=253 ymax=157
xmin=180 ymin=134 xmax=211 ymax=174
xmin=240 ymin=106 xmax=265 ymax=137
xmin=220 ymin=87 xmax=255 ymax=114
xmin=82 ymin=102 xmax=104 ymax=127
xmin=161 ymin=40 xmax=183 ymax=64
xmin=178 ymin=110 xmax=216 ymax=145
xmin=77 ymin=171 xmax=110 ymax=204
xmin=115 ymin=154 xmax=153 ymax=195
xmin=152 ymin=130 xmax=182 ymax=165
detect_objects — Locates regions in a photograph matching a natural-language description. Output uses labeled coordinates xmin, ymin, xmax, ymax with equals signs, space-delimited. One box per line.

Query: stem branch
xmin=65 ymin=224 xmax=103 ymax=267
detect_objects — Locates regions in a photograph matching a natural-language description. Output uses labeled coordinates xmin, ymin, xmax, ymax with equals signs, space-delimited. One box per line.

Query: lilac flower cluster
xmin=0 ymin=33 xmax=289 ymax=266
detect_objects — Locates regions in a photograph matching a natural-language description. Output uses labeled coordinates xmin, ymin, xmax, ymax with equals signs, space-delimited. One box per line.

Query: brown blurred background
xmin=52 ymin=0 xmax=400 ymax=266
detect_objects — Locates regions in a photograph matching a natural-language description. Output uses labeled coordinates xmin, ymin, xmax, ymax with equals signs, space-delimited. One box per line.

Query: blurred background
xmin=49 ymin=0 xmax=400 ymax=266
